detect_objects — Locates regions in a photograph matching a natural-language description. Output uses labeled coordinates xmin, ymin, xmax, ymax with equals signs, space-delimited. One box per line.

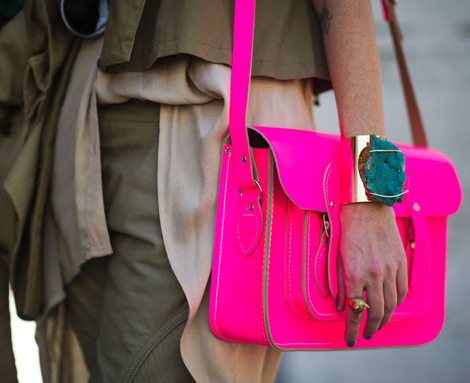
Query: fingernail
xmin=364 ymin=335 xmax=373 ymax=340
xmin=347 ymin=340 xmax=356 ymax=348
xmin=378 ymin=324 xmax=383 ymax=331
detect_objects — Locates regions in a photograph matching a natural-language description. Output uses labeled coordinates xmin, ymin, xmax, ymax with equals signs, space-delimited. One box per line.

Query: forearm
xmin=312 ymin=2 xmax=407 ymax=347
xmin=312 ymin=0 xmax=385 ymax=138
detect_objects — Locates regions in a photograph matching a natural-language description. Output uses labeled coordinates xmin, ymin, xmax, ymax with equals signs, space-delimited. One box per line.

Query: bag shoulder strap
xmin=382 ymin=0 xmax=428 ymax=147
xmin=229 ymin=0 xmax=428 ymax=193
xmin=229 ymin=0 xmax=257 ymax=193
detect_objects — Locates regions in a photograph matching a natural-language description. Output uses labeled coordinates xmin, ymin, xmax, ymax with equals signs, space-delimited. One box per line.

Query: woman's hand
xmin=336 ymin=202 xmax=408 ymax=347
xmin=310 ymin=0 xmax=409 ymax=345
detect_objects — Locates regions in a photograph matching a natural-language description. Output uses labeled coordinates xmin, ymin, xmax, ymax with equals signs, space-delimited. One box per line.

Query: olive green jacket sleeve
xmin=0 ymin=9 xmax=31 ymax=383
xmin=4 ymin=0 xmax=81 ymax=320
xmin=100 ymin=0 xmax=330 ymax=83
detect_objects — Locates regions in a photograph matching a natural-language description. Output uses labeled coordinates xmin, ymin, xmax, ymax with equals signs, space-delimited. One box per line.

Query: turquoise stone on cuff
xmin=359 ymin=136 xmax=406 ymax=207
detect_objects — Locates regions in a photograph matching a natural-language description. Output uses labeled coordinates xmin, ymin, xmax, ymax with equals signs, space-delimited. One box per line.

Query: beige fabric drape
xmin=98 ymin=54 xmax=317 ymax=382
xmin=41 ymin=36 xmax=317 ymax=382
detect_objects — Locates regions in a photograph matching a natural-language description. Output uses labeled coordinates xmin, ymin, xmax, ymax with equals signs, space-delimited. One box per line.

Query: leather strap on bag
xmin=229 ymin=0 xmax=258 ymax=197
xmin=382 ymin=0 xmax=428 ymax=147
xmin=229 ymin=0 xmax=429 ymax=194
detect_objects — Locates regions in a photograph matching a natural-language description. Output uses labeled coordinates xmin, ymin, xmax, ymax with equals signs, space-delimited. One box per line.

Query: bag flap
xmin=250 ymin=126 xmax=340 ymax=213
xmin=395 ymin=144 xmax=462 ymax=217
xmin=250 ymin=126 xmax=462 ymax=218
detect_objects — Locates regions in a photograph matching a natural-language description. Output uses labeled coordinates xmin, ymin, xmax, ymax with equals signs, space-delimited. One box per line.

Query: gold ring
xmin=345 ymin=297 xmax=370 ymax=317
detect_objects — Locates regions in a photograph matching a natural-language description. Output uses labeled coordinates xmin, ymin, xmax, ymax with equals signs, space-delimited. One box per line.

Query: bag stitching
xmin=306 ymin=214 xmax=336 ymax=318
xmin=213 ymin=155 xmax=240 ymax=343
xmin=265 ymin=170 xmax=276 ymax=346
xmin=269 ymin=176 xmax=332 ymax=348
xmin=324 ymin=165 xmax=336 ymax=296
xmin=306 ymin=165 xmax=336 ymax=317
xmin=260 ymin=226 xmax=269 ymax=346
xmin=314 ymin=221 xmax=328 ymax=298
xmin=286 ymin=202 xmax=295 ymax=310
xmin=237 ymin=213 xmax=260 ymax=254
xmin=214 ymin=152 xmax=267 ymax=344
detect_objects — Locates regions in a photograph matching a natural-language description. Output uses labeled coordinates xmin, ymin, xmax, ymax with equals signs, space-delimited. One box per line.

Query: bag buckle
xmin=239 ymin=178 xmax=263 ymax=206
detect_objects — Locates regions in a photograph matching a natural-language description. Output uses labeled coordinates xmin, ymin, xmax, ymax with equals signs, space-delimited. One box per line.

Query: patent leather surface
xmin=209 ymin=135 xmax=461 ymax=349
xmin=208 ymin=0 xmax=463 ymax=350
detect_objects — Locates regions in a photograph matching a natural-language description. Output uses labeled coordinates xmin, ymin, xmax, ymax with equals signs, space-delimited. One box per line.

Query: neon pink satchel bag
xmin=209 ymin=0 xmax=462 ymax=350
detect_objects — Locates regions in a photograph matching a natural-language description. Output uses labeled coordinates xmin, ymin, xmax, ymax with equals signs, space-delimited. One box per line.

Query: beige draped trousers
xmin=39 ymin=37 xmax=318 ymax=383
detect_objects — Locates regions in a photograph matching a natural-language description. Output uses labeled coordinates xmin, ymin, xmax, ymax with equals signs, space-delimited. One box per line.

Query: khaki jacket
xmin=1 ymin=0 xmax=81 ymax=320
xmin=0 ymin=10 xmax=29 ymax=382
xmin=100 ymin=0 xmax=329 ymax=82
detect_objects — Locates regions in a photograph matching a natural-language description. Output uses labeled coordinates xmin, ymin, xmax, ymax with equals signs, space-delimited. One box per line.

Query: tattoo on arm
xmin=320 ymin=5 xmax=333 ymax=35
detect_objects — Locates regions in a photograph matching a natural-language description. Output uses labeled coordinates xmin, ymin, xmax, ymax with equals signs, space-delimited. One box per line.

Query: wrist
xmin=340 ymin=134 xmax=407 ymax=207
xmin=340 ymin=201 xmax=396 ymax=228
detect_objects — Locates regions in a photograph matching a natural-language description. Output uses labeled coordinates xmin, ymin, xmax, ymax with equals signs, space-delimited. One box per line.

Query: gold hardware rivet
xmin=410 ymin=241 xmax=416 ymax=250
xmin=225 ymin=147 xmax=232 ymax=155
xmin=330 ymin=202 xmax=334 ymax=207
xmin=413 ymin=203 xmax=421 ymax=212
xmin=242 ymin=156 xmax=247 ymax=163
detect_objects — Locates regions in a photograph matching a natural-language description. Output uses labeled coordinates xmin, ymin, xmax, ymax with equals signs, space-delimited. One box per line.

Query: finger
xmin=363 ymin=282 xmax=384 ymax=339
xmin=344 ymin=292 xmax=365 ymax=347
xmin=380 ymin=276 xmax=398 ymax=328
xmin=336 ymin=257 xmax=345 ymax=311
xmin=396 ymin=258 xmax=408 ymax=306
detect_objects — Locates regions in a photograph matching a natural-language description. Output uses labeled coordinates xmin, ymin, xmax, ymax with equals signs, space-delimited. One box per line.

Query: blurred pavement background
xmin=10 ymin=0 xmax=470 ymax=382
xmin=276 ymin=1 xmax=470 ymax=382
